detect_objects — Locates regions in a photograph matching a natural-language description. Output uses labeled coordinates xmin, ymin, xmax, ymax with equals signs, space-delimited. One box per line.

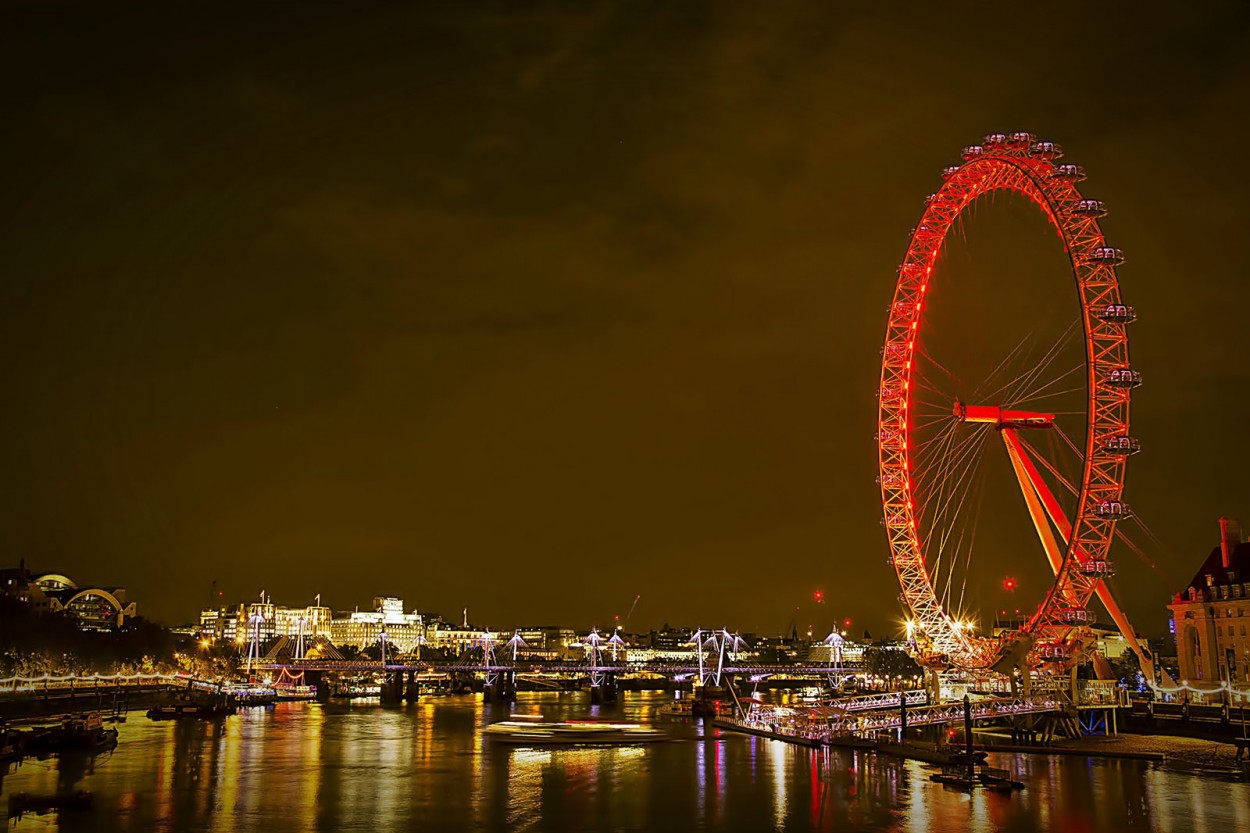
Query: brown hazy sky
xmin=1 ymin=2 xmax=1248 ymax=636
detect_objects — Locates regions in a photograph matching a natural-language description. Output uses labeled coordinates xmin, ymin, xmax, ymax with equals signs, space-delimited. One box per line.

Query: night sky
xmin=2 ymin=2 xmax=1247 ymax=637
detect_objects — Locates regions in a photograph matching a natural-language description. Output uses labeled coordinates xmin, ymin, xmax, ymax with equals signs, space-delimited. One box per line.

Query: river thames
xmin=2 ymin=692 xmax=1246 ymax=832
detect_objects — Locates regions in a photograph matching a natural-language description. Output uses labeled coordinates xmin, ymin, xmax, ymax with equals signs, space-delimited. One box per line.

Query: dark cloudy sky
xmin=1 ymin=2 xmax=1247 ymax=637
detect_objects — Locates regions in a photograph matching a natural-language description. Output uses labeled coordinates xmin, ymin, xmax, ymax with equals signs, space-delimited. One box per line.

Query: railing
xmin=825 ymin=689 xmax=928 ymax=712
xmin=838 ymin=695 xmax=1065 ymax=733
xmin=1078 ymin=680 xmax=1128 ymax=707
xmin=0 ymin=672 xmax=209 ymax=699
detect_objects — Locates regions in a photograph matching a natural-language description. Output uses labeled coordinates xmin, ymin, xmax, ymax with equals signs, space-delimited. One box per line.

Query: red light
xmin=814 ymin=591 xmax=824 ymax=603
xmin=1003 ymin=577 xmax=1018 ymax=592
xmin=843 ymin=618 xmax=852 ymax=628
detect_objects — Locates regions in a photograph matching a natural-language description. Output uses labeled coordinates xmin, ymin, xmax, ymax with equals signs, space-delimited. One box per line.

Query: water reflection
xmin=2 ymin=692 xmax=1247 ymax=832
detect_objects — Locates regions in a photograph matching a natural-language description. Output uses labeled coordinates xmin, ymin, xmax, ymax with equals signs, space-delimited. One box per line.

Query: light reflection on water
xmin=1 ymin=691 xmax=1247 ymax=832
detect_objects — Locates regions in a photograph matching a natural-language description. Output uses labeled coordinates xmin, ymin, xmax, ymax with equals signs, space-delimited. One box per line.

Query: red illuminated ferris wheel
xmin=878 ymin=132 xmax=1143 ymax=673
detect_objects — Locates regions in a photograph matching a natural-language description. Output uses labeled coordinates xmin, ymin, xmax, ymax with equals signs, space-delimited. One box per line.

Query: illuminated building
xmin=199 ymin=596 xmax=332 ymax=645
xmin=1 ymin=563 xmax=137 ymax=631
xmin=513 ymin=626 xmax=578 ymax=659
xmin=423 ymin=617 xmax=487 ymax=654
xmin=329 ymin=597 xmax=425 ymax=653
xmin=1169 ymin=517 xmax=1250 ymax=685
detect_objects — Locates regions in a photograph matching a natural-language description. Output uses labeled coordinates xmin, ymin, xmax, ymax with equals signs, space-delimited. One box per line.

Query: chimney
xmin=1220 ymin=516 xmax=1243 ymax=569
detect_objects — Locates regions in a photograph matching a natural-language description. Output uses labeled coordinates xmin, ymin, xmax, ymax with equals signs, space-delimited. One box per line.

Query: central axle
xmin=953 ymin=401 xmax=1054 ymax=429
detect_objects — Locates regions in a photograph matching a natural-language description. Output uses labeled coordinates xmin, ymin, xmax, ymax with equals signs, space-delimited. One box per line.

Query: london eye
xmin=877 ymin=133 xmax=1148 ymax=676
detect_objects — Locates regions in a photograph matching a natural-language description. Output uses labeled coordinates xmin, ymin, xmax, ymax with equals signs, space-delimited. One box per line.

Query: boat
xmin=658 ymin=700 xmax=695 ymax=718
xmin=929 ymin=771 xmax=976 ymax=790
xmin=222 ymin=683 xmax=278 ymax=707
xmin=147 ymin=702 xmax=236 ymax=720
xmin=947 ymin=750 xmax=988 ymax=767
xmin=977 ymin=765 xmax=1026 ymax=791
xmin=7 ymin=790 xmax=93 ymax=818
xmin=24 ymin=714 xmax=118 ymax=755
xmin=484 ymin=720 xmax=669 ymax=746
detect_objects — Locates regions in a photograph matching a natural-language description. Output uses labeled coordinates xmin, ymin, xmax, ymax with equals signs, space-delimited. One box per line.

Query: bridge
xmin=249 ymin=659 xmax=858 ymax=677
xmin=247 ymin=658 xmax=861 ymax=704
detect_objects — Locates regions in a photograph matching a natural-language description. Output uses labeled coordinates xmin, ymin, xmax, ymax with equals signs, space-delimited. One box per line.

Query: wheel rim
xmin=878 ymin=133 xmax=1136 ymax=671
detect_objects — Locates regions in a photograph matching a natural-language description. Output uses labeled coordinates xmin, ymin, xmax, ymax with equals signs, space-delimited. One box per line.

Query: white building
xmin=329 ymin=597 xmax=425 ymax=653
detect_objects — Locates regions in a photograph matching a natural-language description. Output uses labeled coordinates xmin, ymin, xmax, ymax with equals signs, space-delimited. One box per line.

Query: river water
xmin=2 ymin=692 xmax=1246 ymax=832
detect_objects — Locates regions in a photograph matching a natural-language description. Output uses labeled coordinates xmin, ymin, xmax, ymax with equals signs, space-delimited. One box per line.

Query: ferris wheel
xmin=877 ymin=132 xmax=1147 ymax=674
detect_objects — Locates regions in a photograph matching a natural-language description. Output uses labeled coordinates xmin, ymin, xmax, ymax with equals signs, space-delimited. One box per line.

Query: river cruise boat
xmin=484 ymin=719 xmax=668 ymax=745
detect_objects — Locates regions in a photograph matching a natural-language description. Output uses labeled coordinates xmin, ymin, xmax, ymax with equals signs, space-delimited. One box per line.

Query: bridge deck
xmin=251 ymin=661 xmax=857 ymax=677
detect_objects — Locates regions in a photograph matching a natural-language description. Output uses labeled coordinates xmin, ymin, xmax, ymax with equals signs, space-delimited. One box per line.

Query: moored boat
xmin=978 ymin=765 xmax=1026 ymax=791
xmin=24 ymin=713 xmax=117 ymax=755
xmin=658 ymin=700 xmax=695 ymax=718
xmin=147 ymin=702 xmax=236 ymax=720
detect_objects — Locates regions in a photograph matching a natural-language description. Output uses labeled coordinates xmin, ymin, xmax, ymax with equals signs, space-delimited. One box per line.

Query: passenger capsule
xmin=962 ymin=145 xmax=985 ymax=160
xmin=1072 ymin=199 xmax=1107 ymax=217
xmin=1040 ymin=643 xmax=1070 ymax=661
xmin=1060 ymin=608 xmax=1092 ymax=623
xmin=1098 ymin=303 xmax=1136 ymax=324
xmin=1105 ymin=368 xmax=1142 ymax=388
xmin=1051 ymin=163 xmax=1087 ymax=181
xmin=1079 ymin=558 xmax=1117 ymax=576
xmin=1100 ymin=435 xmax=1141 ymax=456
xmin=983 ymin=132 xmax=1008 ymax=146
xmin=1008 ymin=131 xmax=1035 ymax=147
xmin=1030 ymin=141 xmax=1064 ymax=159
xmin=1086 ymin=246 xmax=1125 ymax=266
xmin=941 ymin=165 xmax=961 ymax=179
xmin=1094 ymin=500 xmax=1133 ymax=519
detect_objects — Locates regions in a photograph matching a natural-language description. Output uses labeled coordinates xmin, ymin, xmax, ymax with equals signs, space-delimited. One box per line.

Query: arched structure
xmin=878 ymin=132 xmax=1141 ymax=673
xmin=63 ymin=587 xmax=137 ymax=630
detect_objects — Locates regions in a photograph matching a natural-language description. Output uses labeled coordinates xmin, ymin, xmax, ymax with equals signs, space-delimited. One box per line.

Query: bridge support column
xmin=305 ymin=671 xmax=332 ymax=701
xmin=381 ymin=671 xmax=404 ymax=705
xmin=589 ymin=673 xmax=617 ymax=705
xmin=404 ymin=670 xmax=420 ymax=704
xmin=483 ymin=673 xmax=513 ymax=704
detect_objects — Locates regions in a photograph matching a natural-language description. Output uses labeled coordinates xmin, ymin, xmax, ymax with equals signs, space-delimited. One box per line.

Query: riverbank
xmin=1045 ymin=733 xmax=1249 ymax=767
